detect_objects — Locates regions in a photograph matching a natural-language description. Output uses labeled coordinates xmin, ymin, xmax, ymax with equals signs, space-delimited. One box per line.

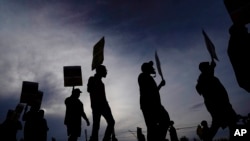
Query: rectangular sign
xmin=20 ymin=81 xmax=39 ymax=104
xmin=63 ymin=66 xmax=83 ymax=87
xmin=92 ymin=37 xmax=105 ymax=70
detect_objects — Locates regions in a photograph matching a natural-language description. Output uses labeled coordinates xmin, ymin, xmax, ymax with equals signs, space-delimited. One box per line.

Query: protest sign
xmin=92 ymin=37 xmax=105 ymax=70
xmin=20 ymin=81 xmax=39 ymax=105
xmin=63 ymin=66 xmax=83 ymax=87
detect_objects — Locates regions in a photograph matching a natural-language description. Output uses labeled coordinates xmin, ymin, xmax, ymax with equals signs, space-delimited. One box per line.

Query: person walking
xmin=138 ymin=61 xmax=170 ymax=141
xmin=87 ymin=65 xmax=118 ymax=141
xmin=196 ymin=60 xmax=237 ymax=140
xmin=64 ymin=88 xmax=90 ymax=141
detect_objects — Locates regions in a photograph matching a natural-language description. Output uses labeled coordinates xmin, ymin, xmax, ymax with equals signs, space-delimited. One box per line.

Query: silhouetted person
xmin=64 ymin=88 xmax=90 ymax=141
xmin=169 ymin=121 xmax=179 ymax=141
xmin=22 ymin=105 xmax=40 ymax=141
xmin=228 ymin=24 xmax=250 ymax=93
xmin=0 ymin=110 xmax=22 ymax=141
xmin=137 ymin=127 xmax=146 ymax=141
xmin=196 ymin=125 xmax=202 ymax=140
xmin=87 ymin=65 xmax=118 ymax=141
xmin=138 ymin=61 xmax=170 ymax=141
xmin=36 ymin=109 xmax=49 ymax=141
xmin=196 ymin=60 xmax=237 ymax=141
xmin=199 ymin=120 xmax=209 ymax=141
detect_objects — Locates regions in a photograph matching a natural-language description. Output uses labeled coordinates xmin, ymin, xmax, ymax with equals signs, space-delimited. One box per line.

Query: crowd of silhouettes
xmin=0 ymin=15 xmax=250 ymax=141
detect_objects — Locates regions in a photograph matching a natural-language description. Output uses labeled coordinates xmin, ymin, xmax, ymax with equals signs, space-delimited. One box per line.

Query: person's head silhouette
xmin=96 ymin=65 xmax=107 ymax=78
xmin=170 ymin=120 xmax=174 ymax=126
xmin=141 ymin=61 xmax=155 ymax=75
xmin=38 ymin=109 xmax=45 ymax=118
xmin=201 ymin=120 xmax=208 ymax=127
xmin=199 ymin=62 xmax=209 ymax=73
xmin=72 ymin=88 xmax=82 ymax=98
xmin=199 ymin=61 xmax=215 ymax=76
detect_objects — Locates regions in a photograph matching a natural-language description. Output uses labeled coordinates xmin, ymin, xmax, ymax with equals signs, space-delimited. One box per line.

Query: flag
xmin=92 ymin=36 xmax=105 ymax=70
xmin=202 ymin=30 xmax=219 ymax=61
xmin=155 ymin=50 xmax=164 ymax=80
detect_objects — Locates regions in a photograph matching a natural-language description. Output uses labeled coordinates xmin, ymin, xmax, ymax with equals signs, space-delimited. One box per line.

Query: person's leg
xmin=90 ymin=110 xmax=101 ymax=141
xmin=112 ymin=130 xmax=118 ymax=141
xmin=102 ymin=104 xmax=115 ymax=141
xmin=141 ymin=109 xmax=158 ymax=141
xmin=158 ymin=106 xmax=170 ymax=141
xmin=68 ymin=126 xmax=81 ymax=141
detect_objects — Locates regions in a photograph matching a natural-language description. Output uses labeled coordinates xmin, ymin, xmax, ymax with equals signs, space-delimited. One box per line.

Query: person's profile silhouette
xmin=87 ymin=65 xmax=118 ymax=141
xmin=138 ymin=61 xmax=170 ymax=141
xmin=64 ymin=88 xmax=90 ymax=141
xmin=196 ymin=60 xmax=237 ymax=140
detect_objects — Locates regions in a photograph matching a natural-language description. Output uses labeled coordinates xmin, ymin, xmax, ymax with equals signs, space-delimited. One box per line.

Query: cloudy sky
xmin=0 ymin=0 xmax=250 ymax=141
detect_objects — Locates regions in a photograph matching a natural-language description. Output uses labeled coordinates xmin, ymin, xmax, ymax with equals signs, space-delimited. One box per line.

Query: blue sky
xmin=0 ymin=0 xmax=250 ymax=141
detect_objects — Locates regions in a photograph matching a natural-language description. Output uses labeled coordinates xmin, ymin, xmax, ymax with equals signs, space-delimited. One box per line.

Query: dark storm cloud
xmin=54 ymin=0 xmax=230 ymax=54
